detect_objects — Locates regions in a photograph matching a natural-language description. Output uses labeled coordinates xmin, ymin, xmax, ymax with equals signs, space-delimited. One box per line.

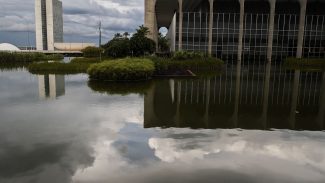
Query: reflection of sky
xmin=0 ymin=70 xmax=325 ymax=183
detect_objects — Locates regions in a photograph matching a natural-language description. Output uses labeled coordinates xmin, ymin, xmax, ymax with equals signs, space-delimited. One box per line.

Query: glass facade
xmin=172 ymin=0 xmax=325 ymax=62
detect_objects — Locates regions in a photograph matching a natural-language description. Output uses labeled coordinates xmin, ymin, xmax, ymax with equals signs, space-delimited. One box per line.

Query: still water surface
xmin=0 ymin=64 xmax=325 ymax=183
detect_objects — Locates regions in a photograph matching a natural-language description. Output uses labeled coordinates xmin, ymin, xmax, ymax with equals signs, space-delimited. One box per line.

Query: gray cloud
xmin=0 ymin=0 xmax=144 ymax=46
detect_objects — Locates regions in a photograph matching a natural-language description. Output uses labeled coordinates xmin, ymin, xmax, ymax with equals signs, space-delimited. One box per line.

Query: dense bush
xmin=130 ymin=26 xmax=156 ymax=56
xmin=172 ymin=51 xmax=206 ymax=60
xmin=149 ymin=53 xmax=224 ymax=75
xmin=284 ymin=57 xmax=325 ymax=69
xmin=103 ymin=36 xmax=130 ymax=58
xmin=70 ymin=57 xmax=102 ymax=64
xmin=87 ymin=58 xmax=155 ymax=81
xmin=28 ymin=62 xmax=91 ymax=74
xmin=0 ymin=52 xmax=63 ymax=63
xmin=81 ymin=47 xmax=104 ymax=58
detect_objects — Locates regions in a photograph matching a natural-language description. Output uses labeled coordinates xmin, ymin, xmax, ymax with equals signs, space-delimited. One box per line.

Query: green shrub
xmin=70 ymin=57 xmax=102 ymax=64
xmin=129 ymin=26 xmax=156 ymax=56
xmin=28 ymin=62 xmax=91 ymax=74
xmin=172 ymin=51 xmax=206 ymax=60
xmin=149 ymin=56 xmax=224 ymax=74
xmin=103 ymin=37 xmax=130 ymax=58
xmin=81 ymin=47 xmax=104 ymax=58
xmin=43 ymin=54 xmax=64 ymax=60
xmin=87 ymin=58 xmax=155 ymax=81
xmin=284 ymin=57 xmax=325 ymax=69
xmin=0 ymin=52 xmax=63 ymax=63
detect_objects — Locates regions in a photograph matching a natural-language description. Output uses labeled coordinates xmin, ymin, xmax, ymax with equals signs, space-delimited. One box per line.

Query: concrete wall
xmin=35 ymin=0 xmax=43 ymax=50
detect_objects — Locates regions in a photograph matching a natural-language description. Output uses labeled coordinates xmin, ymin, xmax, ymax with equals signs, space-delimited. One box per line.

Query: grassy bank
xmin=0 ymin=52 xmax=63 ymax=63
xmin=70 ymin=57 xmax=102 ymax=64
xmin=87 ymin=58 xmax=155 ymax=81
xmin=28 ymin=62 xmax=91 ymax=74
xmin=149 ymin=53 xmax=224 ymax=76
xmin=284 ymin=58 xmax=325 ymax=70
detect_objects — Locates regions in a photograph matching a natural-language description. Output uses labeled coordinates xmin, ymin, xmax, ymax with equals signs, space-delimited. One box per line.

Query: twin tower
xmin=35 ymin=0 xmax=63 ymax=51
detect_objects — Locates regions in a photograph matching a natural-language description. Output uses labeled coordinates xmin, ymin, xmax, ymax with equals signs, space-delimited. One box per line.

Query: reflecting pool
xmin=0 ymin=63 xmax=324 ymax=183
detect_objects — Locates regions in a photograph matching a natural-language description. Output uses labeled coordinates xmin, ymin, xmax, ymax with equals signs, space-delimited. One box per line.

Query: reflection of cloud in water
xmin=148 ymin=129 xmax=325 ymax=181
xmin=1 ymin=71 xmax=325 ymax=183
xmin=0 ymin=71 xmax=145 ymax=183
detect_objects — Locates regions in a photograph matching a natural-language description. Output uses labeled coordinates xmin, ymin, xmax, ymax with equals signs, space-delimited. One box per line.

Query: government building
xmin=35 ymin=0 xmax=63 ymax=51
xmin=145 ymin=0 xmax=325 ymax=62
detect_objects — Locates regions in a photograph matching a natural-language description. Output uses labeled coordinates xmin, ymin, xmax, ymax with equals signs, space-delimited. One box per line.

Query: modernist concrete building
xmin=145 ymin=0 xmax=325 ymax=62
xmin=35 ymin=0 xmax=63 ymax=51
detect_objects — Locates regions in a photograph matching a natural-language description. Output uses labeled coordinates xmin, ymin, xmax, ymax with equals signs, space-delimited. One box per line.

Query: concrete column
xmin=267 ymin=0 xmax=276 ymax=62
xmin=296 ymin=0 xmax=307 ymax=58
xmin=208 ymin=0 xmax=214 ymax=56
xmin=178 ymin=0 xmax=183 ymax=51
xmin=237 ymin=0 xmax=245 ymax=62
xmin=144 ymin=0 xmax=158 ymax=43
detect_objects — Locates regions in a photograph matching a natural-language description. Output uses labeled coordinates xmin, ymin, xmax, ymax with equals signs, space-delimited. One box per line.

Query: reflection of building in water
xmin=144 ymin=64 xmax=325 ymax=131
xmin=38 ymin=75 xmax=65 ymax=99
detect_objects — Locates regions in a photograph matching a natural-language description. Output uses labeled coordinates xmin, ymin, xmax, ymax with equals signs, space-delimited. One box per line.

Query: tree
xmin=103 ymin=36 xmax=130 ymax=58
xmin=123 ymin=32 xmax=130 ymax=38
xmin=158 ymin=33 xmax=169 ymax=52
xmin=130 ymin=25 xmax=156 ymax=56
xmin=81 ymin=46 xmax=103 ymax=58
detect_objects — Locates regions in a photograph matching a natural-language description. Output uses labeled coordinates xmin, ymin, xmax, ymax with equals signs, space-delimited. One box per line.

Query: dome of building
xmin=0 ymin=43 xmax=20 ymax=51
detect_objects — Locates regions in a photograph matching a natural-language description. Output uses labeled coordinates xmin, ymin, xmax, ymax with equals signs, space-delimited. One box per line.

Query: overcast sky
xmin=0 ymin=0 xmax=145 ymax=46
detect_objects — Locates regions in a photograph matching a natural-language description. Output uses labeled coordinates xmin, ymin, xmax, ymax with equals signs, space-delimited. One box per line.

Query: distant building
xmin=35 ymin=0 xmax=63 ymax=51
xmin=0 ymin=43 xmax=21 ymax=51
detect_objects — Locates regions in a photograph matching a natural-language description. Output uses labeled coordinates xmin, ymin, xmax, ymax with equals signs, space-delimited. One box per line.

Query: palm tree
xmin=123 ymin=32 xmax=130 ymax=38
xmin=114 ymin=33 xmax=122 ymax=38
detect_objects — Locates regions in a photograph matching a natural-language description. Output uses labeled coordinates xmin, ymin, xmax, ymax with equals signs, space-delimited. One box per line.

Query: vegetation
xmin=81 ymin=46 xmax=104 ymax=58
xmin=103 ymin=34 xmax=130 ymax=58
xmin=70 ymin=57 xmax=102 ymax=64
xmin=149 ymin=51 xmax=224 ymax=75
xmin=87 ymin=58 xmax=155 ymax=81
xmin=0 ymin=62 xmax=30 ymax=71
xmin=88 ymin=80 xmax=152 ymax=96
xmin=28 ymin=62 xmax=91 ymax=74
xmin=284 ymin=57 xmax=325 ymax=69
xmin=0 ymin=52 xmax=63 ymax=63
xmin=103 ymin=26 xmax=156 ymax=58
xmin=158 ymin=33 xmax=169 ymax=52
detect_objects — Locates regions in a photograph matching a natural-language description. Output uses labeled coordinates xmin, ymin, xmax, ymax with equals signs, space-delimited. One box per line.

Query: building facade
xmin=35 ymin=0 xmax=63 ymax=51
xmin=145 ymin=0 xmax=325 ymax=62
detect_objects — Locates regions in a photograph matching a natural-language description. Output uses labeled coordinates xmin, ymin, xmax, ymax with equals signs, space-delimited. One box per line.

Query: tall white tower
xmin=35 ymin=0 xmax=63 ymax=51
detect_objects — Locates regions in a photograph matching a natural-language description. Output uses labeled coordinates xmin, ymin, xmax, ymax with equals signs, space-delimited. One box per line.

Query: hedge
xmin=87 ymin=58 xmax=155 ymax=81
xmin=0 ymin=52 xmax=63 ymax=63
xmin=284 ymin=57 xmax=325 ymax=69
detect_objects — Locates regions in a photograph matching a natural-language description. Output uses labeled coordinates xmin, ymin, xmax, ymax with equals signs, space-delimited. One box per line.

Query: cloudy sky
xmin=0 ymin=0 xmax=144 ymax=46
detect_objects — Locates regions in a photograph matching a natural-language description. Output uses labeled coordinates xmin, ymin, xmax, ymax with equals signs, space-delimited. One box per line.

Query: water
xmin=0 ymin=64 xmax=324 ymax=183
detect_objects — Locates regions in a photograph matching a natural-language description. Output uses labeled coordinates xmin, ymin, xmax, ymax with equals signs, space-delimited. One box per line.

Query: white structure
xmin=53 ymin=43 xmax=96 ymax=51
xmin=0 ymin=43 xmax=21 ymax=51
xmin=35 ymin=0 xmax=63 ymax=51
